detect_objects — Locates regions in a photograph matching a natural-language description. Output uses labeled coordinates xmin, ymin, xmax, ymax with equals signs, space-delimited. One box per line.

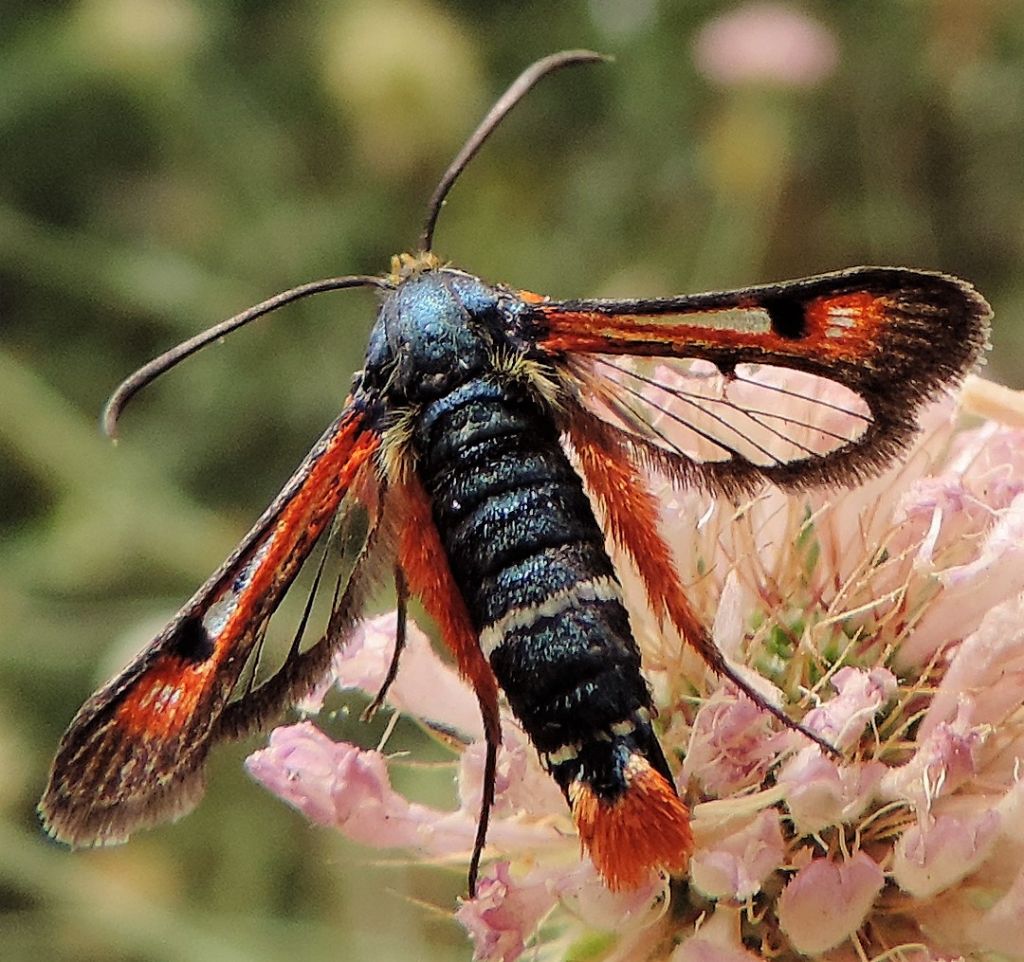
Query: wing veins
xmin=730 ymin=372 xmax=874 ymax=423
xmin=600 ymin=359 xmax=861 ymax=451
xmin=592 ymin=358 xmax=788 ymax=466
xmin=611 ymin=377 xmax=766 ymax=464
xmin=598 ymin=384 xmax=705 ymax=464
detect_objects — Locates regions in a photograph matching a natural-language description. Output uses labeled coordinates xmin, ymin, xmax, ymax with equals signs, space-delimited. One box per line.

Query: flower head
xmin=249 ymin=373 xmax=1024 ymax=961
xmin=693 ymin=3 xmax=839 ymax=89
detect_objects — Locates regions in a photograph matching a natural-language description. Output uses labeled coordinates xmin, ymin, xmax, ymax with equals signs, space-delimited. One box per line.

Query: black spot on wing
xmin=763 ymin=295 xmax=807 ymax=340
xmin=168 ymin=615 xmax=215 ymax=663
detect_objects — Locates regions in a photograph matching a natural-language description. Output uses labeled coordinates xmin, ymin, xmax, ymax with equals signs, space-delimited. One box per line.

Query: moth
xmin=40 ymin=50 xmax=991 ymax=894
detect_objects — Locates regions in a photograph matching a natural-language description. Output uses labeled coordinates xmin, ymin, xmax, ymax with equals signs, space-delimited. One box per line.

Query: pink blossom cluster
xmin=248 ymin=375 xmax=1024 ymax=962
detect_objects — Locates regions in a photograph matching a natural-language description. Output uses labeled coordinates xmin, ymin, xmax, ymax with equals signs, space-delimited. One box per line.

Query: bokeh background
xmin=3 ymin=2 xmax=1023 ymax=960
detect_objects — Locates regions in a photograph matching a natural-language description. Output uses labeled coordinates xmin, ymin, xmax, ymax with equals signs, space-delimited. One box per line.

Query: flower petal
xmin=247 ymin=721 xmax=561 ymax=858
xmin=779 ymin=751 xmax=885 ymax=835
xmin=880 ymin=705 xmax=986 ymax=808
xmin=457 ymin=722 xmax=566 ymax=820
xmin=898 ymin=491 xmax=1024 ymax=669
xmin=966 ymin=865 xmax=1024 ymax=958
xmin=244 ymin=719 xmax=341 ymax=824
xmin=332 ymin=612 xmax=484 ymax=738
xmin=690 ymin=808 xmax=784 ymax=900
xmin=554 ymin=860 xmax=668 ymax=934
xmin=777 ymin=852 xmax=884 ymax=953
xmin=921 ymin=590 xmax=1024 ymax=740
xmin=456 ymin=863 xmax=556 ymax=962
xmin=893 ymin=810 xmax=1001 ymax=898
xmin=803 ymin=667 xmax=896 ymax=750
xmin=672 ymin=907 xmax=766 ymax=962
xmin=682 ymin=689 xmax=792 ymax=797
xmin=710 ymin=570 xmax=750 ymax=662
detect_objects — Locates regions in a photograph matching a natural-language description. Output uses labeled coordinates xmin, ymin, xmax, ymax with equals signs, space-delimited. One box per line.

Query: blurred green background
xmin=3 ymin=2 xmax=1023 ymax=960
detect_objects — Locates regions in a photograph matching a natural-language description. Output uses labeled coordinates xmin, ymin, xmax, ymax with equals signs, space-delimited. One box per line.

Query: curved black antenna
xmin=103 ymin=274 xmax=390 ymax=438
xmin=418 ymin=49 xmax=610 ymax=253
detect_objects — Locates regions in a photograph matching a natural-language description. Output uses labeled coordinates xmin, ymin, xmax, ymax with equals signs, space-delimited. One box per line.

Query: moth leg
xmin=468 ymin=726 xmax=498 ymax=897
xmin=362 ymin=565 xmax=409 ymax=721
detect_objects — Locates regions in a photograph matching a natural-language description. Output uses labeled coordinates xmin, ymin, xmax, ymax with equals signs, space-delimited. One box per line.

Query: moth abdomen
xmin=414 ymin=363 xmax=692 ymax=888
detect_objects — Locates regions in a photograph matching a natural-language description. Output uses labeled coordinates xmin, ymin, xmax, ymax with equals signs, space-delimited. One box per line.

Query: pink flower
xmin=893 ymin=810 xmax=1001 ymax=898
xmin=455 ymin=863 xmax=554 ymax=962
xmin=693 ymin=3 xmax=839 ymax=88
xmin=316 ymin=610 xmax=485 ymax=738
xmin=247 ymin=721 xmax=503 ymax=855
xmin=777 ymin=852 xmax=885 ymax=953
xmin=802 ymin=666 xmax=898 ymax=750
xmin=458 ymin=860 xmax=666 ymax=962
xmin=680 ymin=683 xmax=794 ymax=796
xmin=689 ymin=808 xmax=784 ymax=900
xmin=248 ymin=372 xmax=1024 ymax=960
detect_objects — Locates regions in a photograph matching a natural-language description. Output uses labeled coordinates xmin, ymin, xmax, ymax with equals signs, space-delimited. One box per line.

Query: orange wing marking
xmin=539 ymin=293 xmax=890 ymax=365
xmin=394 ymin=478 xmax=501 ymax=743
xmin=565 ymin=416 xmax=709 ymax=648
xmin=115 ymin=414 xmax=380 ymax=739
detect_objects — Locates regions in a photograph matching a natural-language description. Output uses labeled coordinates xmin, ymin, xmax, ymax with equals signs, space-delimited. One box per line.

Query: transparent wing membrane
xmin=578 ymin=355 xmax=872 ymax=469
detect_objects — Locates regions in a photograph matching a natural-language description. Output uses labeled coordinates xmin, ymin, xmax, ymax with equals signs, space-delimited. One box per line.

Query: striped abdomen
xmin=414 ymin=378 xmax=677 ymax=811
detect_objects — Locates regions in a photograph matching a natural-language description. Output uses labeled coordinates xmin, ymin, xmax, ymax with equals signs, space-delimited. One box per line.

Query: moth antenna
xmin=418 ymin=49 xmax=609 ymax=254
xmin=103 ymin=274 xmax=390 ymax=438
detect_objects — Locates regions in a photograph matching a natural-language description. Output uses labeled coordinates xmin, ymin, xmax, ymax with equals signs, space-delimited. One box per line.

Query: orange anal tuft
xmin=571 ymin=754 xmax=692 ymax=891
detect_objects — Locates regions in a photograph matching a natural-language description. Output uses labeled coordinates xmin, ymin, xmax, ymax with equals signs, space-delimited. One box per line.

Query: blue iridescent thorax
xmin=359 ymin=268 xmax=532 ymax=405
